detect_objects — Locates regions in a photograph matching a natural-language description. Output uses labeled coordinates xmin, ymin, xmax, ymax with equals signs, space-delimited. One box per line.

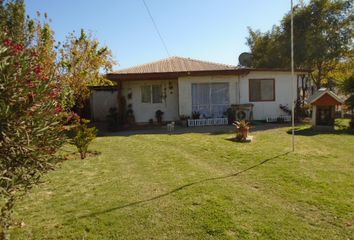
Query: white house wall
xmin=121 ymin=79 xmax=179 ymax=123
xmin=240 ymin=71 xmax=298 ymax=120
xmin=179 ymin=71 xmax=304 ymax=121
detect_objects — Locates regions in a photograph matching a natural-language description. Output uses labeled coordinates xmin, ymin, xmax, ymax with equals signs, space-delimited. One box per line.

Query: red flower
xmin=3 ymin=39 xmax=12 ymax=47
xmin=34 ymin=65 xmax=42 ymax=75
xmin=55 ymin=105 xmax=63 ymax=113
xmin=13 ymin=44 xmax=24 ymax=53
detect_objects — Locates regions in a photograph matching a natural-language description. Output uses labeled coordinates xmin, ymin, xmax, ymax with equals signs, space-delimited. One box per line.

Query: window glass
xmin=261 ymin=80 xmax=274 ymax=101
xmin=152 ymin=85 xmax=162 ymax=103
xmin=141 ymin=85 xmax=151 ymax=103
xmin=249 ymin=79 xmax=274 ymax=101
xmin=192 ymin=83 xmax=229 ymax=118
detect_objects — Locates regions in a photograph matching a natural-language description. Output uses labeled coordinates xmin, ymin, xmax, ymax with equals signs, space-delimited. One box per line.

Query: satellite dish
xmin=238 ymin=52 xmax=253 ymax=67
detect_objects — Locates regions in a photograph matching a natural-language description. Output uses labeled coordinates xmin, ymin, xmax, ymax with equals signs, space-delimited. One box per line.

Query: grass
xmin=11 ymin=124 xmax=354 ymax=239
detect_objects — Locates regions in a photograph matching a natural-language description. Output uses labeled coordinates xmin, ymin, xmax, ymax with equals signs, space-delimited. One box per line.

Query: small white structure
xmin=105 ymin=56 xmax=310 ymax=124
xmin=89 ymin=86 xmax=118 ymax=122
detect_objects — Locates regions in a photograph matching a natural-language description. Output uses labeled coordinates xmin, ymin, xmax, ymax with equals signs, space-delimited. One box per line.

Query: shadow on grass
xmin=78 ymin=151 xmax=290 ymax=219
xmin=287 ymin=126 xmax=354 ymax=136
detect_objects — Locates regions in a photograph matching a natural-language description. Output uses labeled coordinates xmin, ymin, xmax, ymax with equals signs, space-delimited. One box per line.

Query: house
xmin=105 ymin=56 xmax=310 ymax=124
xmin=307 ymin=88 xmax=344 ymax=127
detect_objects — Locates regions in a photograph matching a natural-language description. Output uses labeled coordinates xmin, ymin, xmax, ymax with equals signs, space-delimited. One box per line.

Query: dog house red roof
xmin=307 ymin=88 xmax=343 ymax=106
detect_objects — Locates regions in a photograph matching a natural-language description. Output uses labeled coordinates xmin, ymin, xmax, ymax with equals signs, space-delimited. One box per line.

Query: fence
xmin=188 ymin=118 xmax=228 ymax=127
xmin=266 ymin=115 xmax=292 ymax=123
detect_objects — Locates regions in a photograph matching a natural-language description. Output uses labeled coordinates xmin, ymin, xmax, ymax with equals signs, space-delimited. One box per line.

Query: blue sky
xmin=25 ymin=0 xmax=296 ymax=71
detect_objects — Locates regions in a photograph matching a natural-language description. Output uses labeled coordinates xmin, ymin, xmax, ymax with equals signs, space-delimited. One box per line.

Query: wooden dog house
xmin=308 ymin=88 xmax=343 ymax=127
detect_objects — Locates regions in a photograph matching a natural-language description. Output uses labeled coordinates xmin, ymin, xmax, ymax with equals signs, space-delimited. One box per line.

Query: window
xmin=192 ymin=83 xmax=229 ymax=118
xmin=249 ymin=79 xmax=275 ymax=101
xmin=141 ymin=85 xmax=151 ymax=103
xmin=141 ymin=84 xmax=162 ymax=103
xmin=152 ymin=85 xmax=162 ymax=103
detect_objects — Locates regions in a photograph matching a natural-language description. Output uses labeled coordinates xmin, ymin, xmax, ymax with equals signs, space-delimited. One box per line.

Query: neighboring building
xmin=106 ymin=56 xmax=310 ymax=123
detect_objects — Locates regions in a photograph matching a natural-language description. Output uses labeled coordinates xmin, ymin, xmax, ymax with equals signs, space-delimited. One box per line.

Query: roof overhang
xmin=106 ymin=68 xmax=311 ymax=81
xmin=106 ymin=69 xmax=250 ymax=81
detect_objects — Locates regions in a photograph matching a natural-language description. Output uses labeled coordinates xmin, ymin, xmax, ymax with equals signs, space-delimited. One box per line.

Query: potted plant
xmin=192 ymin=111 xmax=200 ymax=119
xmin=233 ymin=120 xmax=251 ymax=140
xmin=155 ymin=110 xmax=164 ymax=124
xmin=179 ymin=115 xmax=189 ymax=127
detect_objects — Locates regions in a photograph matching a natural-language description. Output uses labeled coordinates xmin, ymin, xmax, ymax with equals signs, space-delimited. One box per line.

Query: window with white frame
xmin=192 ymin=83 xmax=229 ymax=118
xmin=141 ymin=84 xmax=162 ymax=103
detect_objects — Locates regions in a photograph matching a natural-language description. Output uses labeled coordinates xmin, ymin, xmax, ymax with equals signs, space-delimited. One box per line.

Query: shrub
xmin=0 ymin=39 xmax=67 ymax=238
xmin=70 ymin=119 xmax=97 ymax=159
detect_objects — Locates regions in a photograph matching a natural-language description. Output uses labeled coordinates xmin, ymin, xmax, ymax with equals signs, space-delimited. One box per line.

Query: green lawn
xmin=11 ymin=125 xmax=354 ymax=239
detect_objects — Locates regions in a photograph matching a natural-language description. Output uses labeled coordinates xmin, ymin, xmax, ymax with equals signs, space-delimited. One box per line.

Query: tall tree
xmin=247 ymin=0 xmax=353 ymax=88
xmin=59 ymin=29 xmax=116 ymax=109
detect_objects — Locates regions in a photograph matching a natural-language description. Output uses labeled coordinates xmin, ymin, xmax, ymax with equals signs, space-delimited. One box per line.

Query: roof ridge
xmin=172 ymin=56 xmax=236 ymax=68
xmin=112 ymin=57 xmax=171 ymax=73
xmin=113 ymin=56 xmax=236 ymax=73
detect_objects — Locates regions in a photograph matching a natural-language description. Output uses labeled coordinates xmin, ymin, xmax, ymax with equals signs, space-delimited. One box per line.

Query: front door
xmin=316 ymin=106 xmax=333 ymax=126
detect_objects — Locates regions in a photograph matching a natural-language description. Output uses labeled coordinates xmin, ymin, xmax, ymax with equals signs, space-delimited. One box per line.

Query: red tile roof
xmin=107 ymin=56 xmax=311 ymax=81
xmin=112 ymin=56 xmax=237 ymax=74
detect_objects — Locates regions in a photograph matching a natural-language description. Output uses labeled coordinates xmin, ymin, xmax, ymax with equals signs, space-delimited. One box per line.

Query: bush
xmin=70 ymin=119 xmax=98 ymax=159
xmin=0 ymin=39 xmax=67 ymax=238
xmin=350 ymin=119 xmax=354 ymax=129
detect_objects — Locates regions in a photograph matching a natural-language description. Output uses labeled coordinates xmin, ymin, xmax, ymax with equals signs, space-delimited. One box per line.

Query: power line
xmin=142 ymin=0 xmax=171 ymax=57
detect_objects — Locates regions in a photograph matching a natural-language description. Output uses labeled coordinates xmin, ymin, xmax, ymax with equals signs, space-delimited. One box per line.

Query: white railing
xmin=188 ymin=118 xmax=228 ymax=127
xmin=266 ymin=115 xmax=291 ymax=123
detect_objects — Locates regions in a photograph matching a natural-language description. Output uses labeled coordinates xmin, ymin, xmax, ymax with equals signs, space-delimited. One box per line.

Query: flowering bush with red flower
xmin=0 ymin=37 xmax=70 ymax=238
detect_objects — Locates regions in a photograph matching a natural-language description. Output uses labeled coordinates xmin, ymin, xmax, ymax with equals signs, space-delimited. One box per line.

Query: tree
xmin=247 ymin=0 xmax=353 ymax=88
xmin=59 ymin=29 xmax=116 ymax=109
xmin=0 ymin=36 xmax=70 ymax=239
xmin=0 ymin=1 xmax=74 ymax=238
